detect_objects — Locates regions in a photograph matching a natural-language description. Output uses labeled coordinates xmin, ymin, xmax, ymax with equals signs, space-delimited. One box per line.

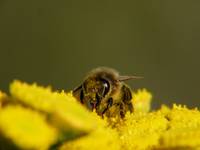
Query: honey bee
xmin=73 ymin=67 xmax=142 ymax=118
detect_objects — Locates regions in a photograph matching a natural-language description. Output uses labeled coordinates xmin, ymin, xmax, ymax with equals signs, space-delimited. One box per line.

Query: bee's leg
xmin=121 ymin=84 xmax=133 ymax=113
xmin=101 ymin=98 xmax=113 ymax=116
xmin=119 ymin=103 xmax=125 ymax=118
xmin=72 ymin=85 xmax=84 ymax=104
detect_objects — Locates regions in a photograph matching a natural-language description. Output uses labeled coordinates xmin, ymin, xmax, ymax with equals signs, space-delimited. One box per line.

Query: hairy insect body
xmin=73 ymin=67 xmax=139 ymax=118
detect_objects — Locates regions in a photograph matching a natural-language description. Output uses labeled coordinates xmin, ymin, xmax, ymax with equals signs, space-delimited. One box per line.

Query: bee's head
xmin=82 ymin=77 xmax=110 ymax=110
xmin=81 ymin=67 xmax=120 ymax=110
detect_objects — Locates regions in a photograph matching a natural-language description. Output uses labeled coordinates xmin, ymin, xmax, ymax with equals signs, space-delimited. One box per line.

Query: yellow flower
xmin=119 ymin=111 xmax=168 ymax=150
xmin=132 ymin=89 xmax=152 ymax=113
xmin=0 ymin=105 xmax=58 ymax=150
xmin=60 ymin=126 xmax=120 ymax=150
xmin=158 ymin=104 xmax=200 ymax=149
xmin=0 ymin=80 xmax=199 ymax=150
xmin=10 ymin=80 xmax=101 ymax=133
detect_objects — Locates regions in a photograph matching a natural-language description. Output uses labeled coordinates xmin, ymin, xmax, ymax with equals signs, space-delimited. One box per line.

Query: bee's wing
xmin=121 ymin=84 xmax=133 ymax=112
xmin=72 ymin=85 xmax=84 ymax=103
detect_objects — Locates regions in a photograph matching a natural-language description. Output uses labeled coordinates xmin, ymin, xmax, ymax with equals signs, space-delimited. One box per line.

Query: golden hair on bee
xmin=73 ymin=67 xmax=142 ymax=118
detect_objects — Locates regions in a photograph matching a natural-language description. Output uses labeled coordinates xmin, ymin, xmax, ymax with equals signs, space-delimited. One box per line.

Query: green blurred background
xmin=0 ymin=1 xmax=199 ymax=109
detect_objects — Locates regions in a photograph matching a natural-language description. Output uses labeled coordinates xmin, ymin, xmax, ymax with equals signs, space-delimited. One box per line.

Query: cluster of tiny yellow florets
xmin=0 ymin=105 xmax=58 ymax=150
xmin=0 ymin=80 xmax=200 ymax=150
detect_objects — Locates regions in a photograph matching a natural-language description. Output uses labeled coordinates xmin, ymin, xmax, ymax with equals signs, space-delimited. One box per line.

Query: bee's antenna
xmin=118 ymin=76 xmax=143 ymax=81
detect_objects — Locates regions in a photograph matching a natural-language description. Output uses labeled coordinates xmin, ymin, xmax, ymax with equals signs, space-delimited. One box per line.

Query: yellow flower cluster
xmin=0 ymin=80 xmax=105 ymax=149
xmin=132 ymin=89 xmax=152 ymax=113
xmin=0 ymin=105 xmax=57 ymax=150
xmin=0 ymin=80 xmax=199 ymax=150
xmin=10 ymin=80 xmax=102 ymax=132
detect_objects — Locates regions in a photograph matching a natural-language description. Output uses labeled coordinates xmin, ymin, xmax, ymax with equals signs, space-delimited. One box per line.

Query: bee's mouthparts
xmin=90 ymin=101 xmax=96 ymax=110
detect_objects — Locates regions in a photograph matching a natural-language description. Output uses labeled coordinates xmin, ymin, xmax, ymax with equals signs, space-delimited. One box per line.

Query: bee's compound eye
xmin=100 ymin=78 xmax=110 ymax=97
